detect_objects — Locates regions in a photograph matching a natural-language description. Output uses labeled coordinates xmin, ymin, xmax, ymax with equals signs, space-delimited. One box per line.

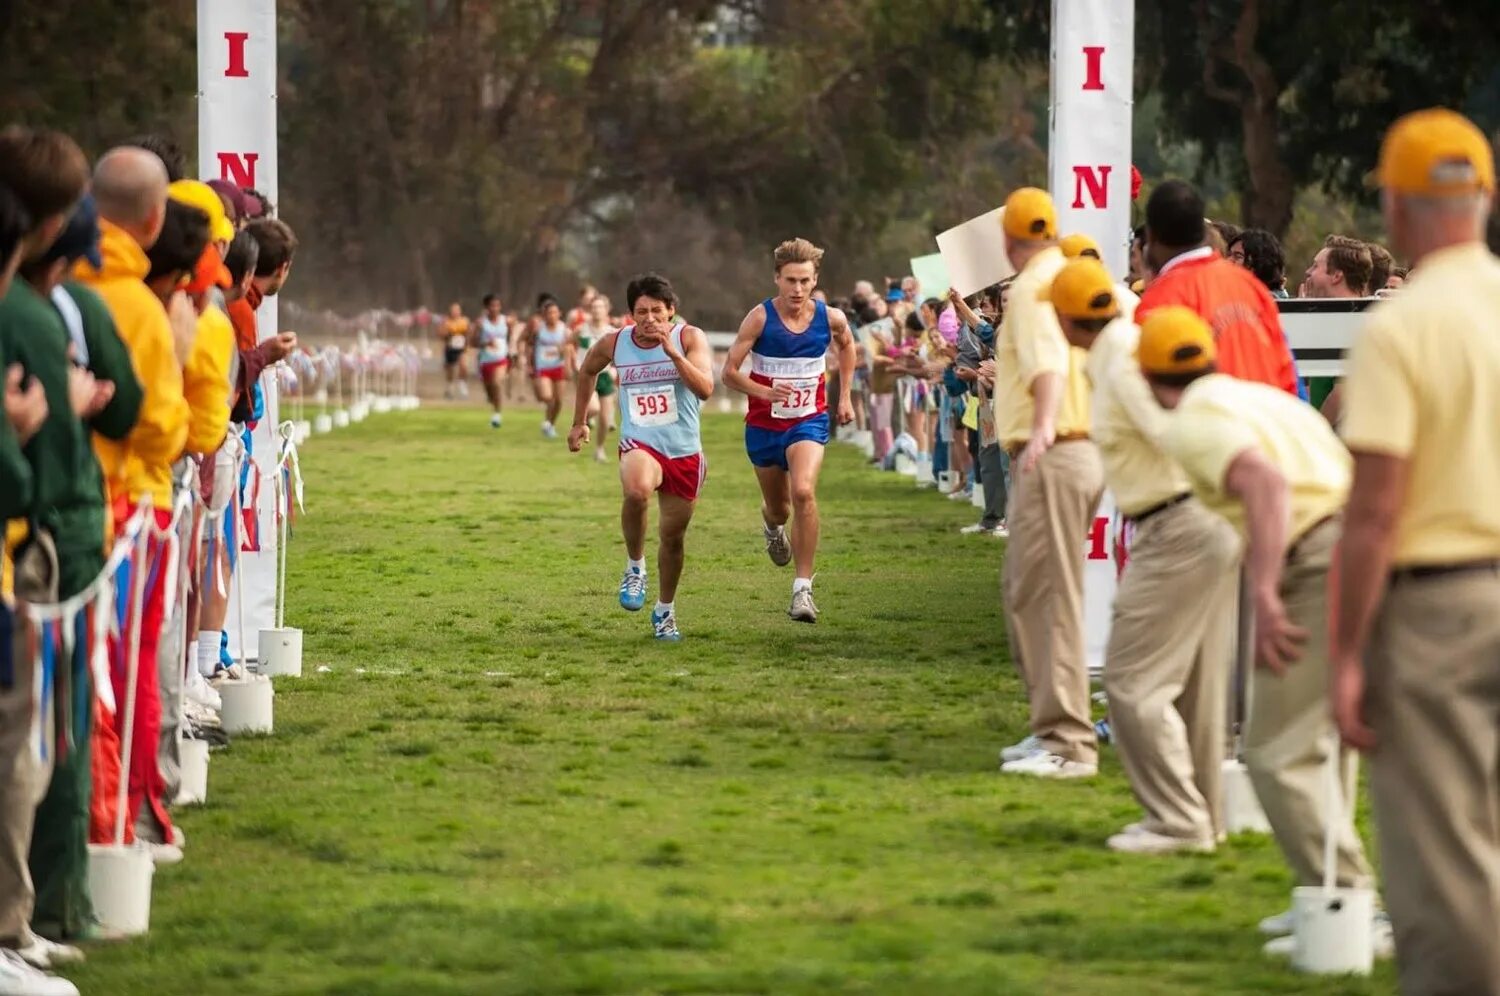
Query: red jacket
xmin=1137 ymin=249 xmax=1299 ymax=394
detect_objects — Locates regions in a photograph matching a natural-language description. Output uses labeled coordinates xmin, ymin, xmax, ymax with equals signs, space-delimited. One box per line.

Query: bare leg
xmin=656 ymin=492 xmax=696 ymax=603
xmin=594 ymin=394 xmax=614 ymax=459
xmin=754 ymin=465 xmax=792 ymax=530
xmin=546 ymin=381 xmax=563 ymax=425
xmin=484 ymin=368 xmax=505 ymax=414
xmin=198 ymin=542 xmax=231 ymax=632
xmin=619 ymin=449 xmax=662 ymax=562
xmin=785 ymin=441 xmax=826 ymax=579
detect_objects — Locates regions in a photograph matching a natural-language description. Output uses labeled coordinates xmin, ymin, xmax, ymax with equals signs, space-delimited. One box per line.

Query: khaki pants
xmin=1367 ymin=567 xmax=1500 ymax=996
xmin=1105 ymin=499 xmax=1239 ymax=841
xmin=1244 ymin=518 xmax=1372 ymax=888
xmin=0 ymin=606 xmax=51 ymax=949
xmin=1003 ymin=440 xmax=1104 ymax=765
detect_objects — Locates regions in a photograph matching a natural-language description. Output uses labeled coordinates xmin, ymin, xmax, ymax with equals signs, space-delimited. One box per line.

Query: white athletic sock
xmin=793 ymin=577 xmax=813 ymax=594
xmin=197 ymin=631 xmax=221 ymax=677
xmin=627 ymin=557 xmax=646 ymax=575
xmin=655 ymin=601 xmax=674 ymax=616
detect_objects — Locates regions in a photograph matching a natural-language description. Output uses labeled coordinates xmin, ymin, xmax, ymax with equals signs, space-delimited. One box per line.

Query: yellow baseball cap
xmin=1041 ymin=258 xmax=1119 ymax=320
xmin=1138 ymin=306 xmax=1217 ymax=376
xmin=1002 ymin=187 xmax=1058 ymax=242
xmin=1371 ymin=108 xmax=1495 ymax=196
xmin=1059 ymin=233 xmax=1101 ymax=260
xmin=168 ymin=179 xmax=235 ymax=245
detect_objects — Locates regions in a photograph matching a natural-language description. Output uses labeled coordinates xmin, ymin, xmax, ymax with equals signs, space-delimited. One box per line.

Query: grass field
xmin=63 ymin=407 xmax=1393 ymax=995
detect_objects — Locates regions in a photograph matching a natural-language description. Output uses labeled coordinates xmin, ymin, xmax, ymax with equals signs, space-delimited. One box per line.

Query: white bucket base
xmin=1222 ymin=758 xmax=1272 ymax=834
xmin=893 ymin=453 xmax=916 ymax=476
xmin=403 ymin=395 xmax=421 ymax=410
xmin=313 ymin=414 xmax=333 ymax=434
xmin=1292 ymin=886 xmax=1375 ymax=975
xmin=938 ymin=470 xmax=961 ymax=493
xmin=87 ymin=844 xmax=153 ymax=936
xmin=175 ymin=737 xmax=209 ymax=806
xmin=333 ymin=409 xmax=350 ymax=428
xmin=219 ymin=674 xmax=274 ymax=735
xmin=913 ymin=458 xmax=933 ymax=484
xmin=737 ymin=397 xmax=749 ymax=415
xmin=351 ymin=403 xmax=368 ymax=422
xmin=858 ymin=433 xmax=874 ymax=458
xmin=314 ymin=387 xmax=328 ymax=405
xmin=971 ymin=484 xmax=986 ymax=509
xmin=715 ymin=395 xmax=732 ymax=413
xmin=293 ymin=420 xmax=312 ymax=445
xmin=259 ymin=627 xmax=303 ymax=678
xmin=373 ymin=397 xmax=392 ymax=414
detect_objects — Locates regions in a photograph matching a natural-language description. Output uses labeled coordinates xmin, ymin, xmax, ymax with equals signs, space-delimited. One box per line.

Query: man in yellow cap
xmin=1332 ymin=107 xmax=1500 ymax=995
xmin=1140 ymin=305 xmax=1384 ymax=956
xmin=1046 ymin=260 xmax=1239 ymax=852
xmin=992 ymin=188 xmax=1104 ymax=779
xmin=1060 ymin=231 xmax=1139 ymax=320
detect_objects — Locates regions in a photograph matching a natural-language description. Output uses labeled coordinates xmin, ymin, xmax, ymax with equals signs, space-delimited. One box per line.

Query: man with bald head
xmin=74 ymin=147 xmax=190 ymax=862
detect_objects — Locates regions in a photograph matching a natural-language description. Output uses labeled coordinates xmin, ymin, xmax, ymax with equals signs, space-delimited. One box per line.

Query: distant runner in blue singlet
xmin=723 ymin=238 xmax=858 ymax=623
xmin=568 ymin=274 xmax=715 ymax=642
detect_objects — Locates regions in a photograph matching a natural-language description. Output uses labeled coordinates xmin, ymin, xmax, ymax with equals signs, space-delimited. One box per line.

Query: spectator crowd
xmin=0 ymin=127 xmax=299 ymax=996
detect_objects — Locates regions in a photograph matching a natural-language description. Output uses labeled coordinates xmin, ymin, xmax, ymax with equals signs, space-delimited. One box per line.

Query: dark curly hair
xmin=1228 ymin=228 xmax=1286 ymax=294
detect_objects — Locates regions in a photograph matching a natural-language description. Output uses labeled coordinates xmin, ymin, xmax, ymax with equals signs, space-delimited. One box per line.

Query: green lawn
xmin=64 ymin=408 xmax=1393 ymax=995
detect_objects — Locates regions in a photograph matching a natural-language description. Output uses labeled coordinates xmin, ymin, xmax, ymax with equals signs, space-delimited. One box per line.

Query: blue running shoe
xmin=651 ymin=607 xmax=681 ymax=641
xmin=619 ymin=568 xmax=647 ymax=612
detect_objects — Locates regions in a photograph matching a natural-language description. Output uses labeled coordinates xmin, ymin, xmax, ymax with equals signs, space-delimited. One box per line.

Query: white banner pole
xmin=1049 ymin=0 xmax=1135 ymax=674
xmin=199 ymin=0 xmax=279 ymax=663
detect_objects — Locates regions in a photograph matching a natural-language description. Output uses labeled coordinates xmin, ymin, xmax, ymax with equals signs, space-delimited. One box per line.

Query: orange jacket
xmin=1137 ymin=251 xmax=1299 ymax=395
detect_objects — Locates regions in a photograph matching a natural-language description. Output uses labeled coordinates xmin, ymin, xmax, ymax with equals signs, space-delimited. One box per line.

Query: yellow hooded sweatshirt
xmin=183 ymin=303 xmax=235 ymax=455
xmin=74 ymin=219 xmax=190 ymax=508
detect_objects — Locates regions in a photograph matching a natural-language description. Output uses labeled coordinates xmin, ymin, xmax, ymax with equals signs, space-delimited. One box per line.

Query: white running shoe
xmin=947 ymin=487 xmax=973 ymax=501
xmin=1258 ymin=909 xmax=1294 ymax=936
xmin=999 ymin=734 xmax=1044 ymax=763
xmin=0 ymin=950 xmax=78 ymax=996
xmin=457 ymin=380 xmax=469 ymax=398
xmin=764 ymin=525 xmax=792 ymax=567
xmin=490 ymin=413 xmax=502 ymax=429
xmin=961 ymin=522 xmax=1000 ymax=536
xmin=541 ymin=421 xmax=557 ymax=439
xmin=1107 ymin=828 xmax=1214 ymax=855
xmin=14 ymin=938 xmax=83 ymax=970
xmin=1000 ymin=750 xmax=1097 ymax=779
xmin=789 ymin=588 xmax=819 ymax=623
xmin=184 ymin=670 xmax=221 ymax=711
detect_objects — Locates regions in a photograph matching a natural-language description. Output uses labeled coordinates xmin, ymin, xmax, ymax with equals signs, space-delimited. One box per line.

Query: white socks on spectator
xmin=197 ymin=631 xmax=222 ymax=677
xmin=627 ymin=557 xmax=645 ymax=575
xmin=793 ymin=577 xmax=813 ymax=594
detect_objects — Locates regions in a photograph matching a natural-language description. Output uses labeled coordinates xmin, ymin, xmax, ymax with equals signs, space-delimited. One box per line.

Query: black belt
xmin=1390 ymin=560 xmax=1500 ymax=585
xmin=1126 ymin=492 xmax=1192 ymax=525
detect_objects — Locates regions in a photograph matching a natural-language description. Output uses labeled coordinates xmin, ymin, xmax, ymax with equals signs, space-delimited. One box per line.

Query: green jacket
xmin=0 ymin=279 xmax=142 ymax=596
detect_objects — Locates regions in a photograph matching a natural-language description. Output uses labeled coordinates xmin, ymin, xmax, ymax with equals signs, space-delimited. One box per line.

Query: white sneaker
xmin=764 ymin=525 xmax=792 ymax=567
xmin=1258 ymin=909 xmax=1294 ymax=936
xmin=184 ymin=670 xmax=221 ymax=711
xmin=789 ymin=588 xmax=819 ymax=623
xmin=148 ymin=842 xmax=183 ymax=865
xmin=1000 ymin=750 xmax=1097 ymax=779
xmin=999 ymin=734 xmax=1043 ymax=763
xmin=0 ymin=950 xmax=78 ymax=996
xmin=947 ymin=487 xmax=972 ymax=501
xmin=490 ymin=413 xmax=502 ymax=429
xmin=14 ymin=938 xmax=82 ymax=970
xmin=1107 ymin=828 xmax=1214 ymax=854
xmin=960 ymin=522 xmax=997 ymax=535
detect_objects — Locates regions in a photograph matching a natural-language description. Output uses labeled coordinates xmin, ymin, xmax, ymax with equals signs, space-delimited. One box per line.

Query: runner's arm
xmin=569 ymin=333 xmax=614 ymax=428
xmin=665 ymin=326 xmax=716 ymax=401
xmin=721 ymin=307 xmax=777 ymax=401
xmin=828 ymin=307 xmax=857 ymax=423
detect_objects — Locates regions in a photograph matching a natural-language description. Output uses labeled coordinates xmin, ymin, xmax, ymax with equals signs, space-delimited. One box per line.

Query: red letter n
xmin=217 ymin=152 xmax=259 ymax=188
xmin=1071 ymin=165 xmax=1112 ymax=209
xmin=225 ymin=32 xmax=250 ymax=78
xmin=1082 ymin=46 xmax=1105 ymax=90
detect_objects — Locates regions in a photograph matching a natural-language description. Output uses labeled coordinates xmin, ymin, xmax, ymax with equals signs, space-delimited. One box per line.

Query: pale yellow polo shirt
xmin=1162 ymin=373 xmax=1350 ymax=547
xmin=993 ymin=246 xmax=1092 ymax=446
xmin=1085 ymin=318 xmax=1192 ymax=517
xmin=1342 ymin=242 xmax=1500 ymax=566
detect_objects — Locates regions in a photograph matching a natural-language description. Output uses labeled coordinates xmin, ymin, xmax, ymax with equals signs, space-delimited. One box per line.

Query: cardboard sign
xmin=909 ymin=254 xmax=953 ymax=301
xmin=936 ymin=208 xmax=1016 ymax=297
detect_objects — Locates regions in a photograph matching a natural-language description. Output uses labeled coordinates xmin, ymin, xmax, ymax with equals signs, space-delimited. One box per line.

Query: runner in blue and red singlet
xmin=723 ymin=238 xmax=857 ymax=623
xmin=569 ymin=273 xmax=715 ymax=641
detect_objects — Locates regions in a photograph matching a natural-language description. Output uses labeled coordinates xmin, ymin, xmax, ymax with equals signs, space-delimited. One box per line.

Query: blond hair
xmin=773 ymin=237 xmax=825 ymax=273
